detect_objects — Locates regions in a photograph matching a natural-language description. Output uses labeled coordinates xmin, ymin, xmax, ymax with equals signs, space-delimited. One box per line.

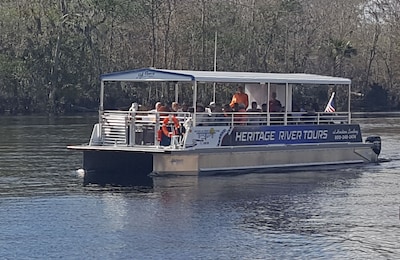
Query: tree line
xmin=0 ymin=0 xmax=398 ymax=114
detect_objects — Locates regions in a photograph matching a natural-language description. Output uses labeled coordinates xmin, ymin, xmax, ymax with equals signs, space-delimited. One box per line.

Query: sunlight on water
xmin=0 ymin=115 xmax=399 ymax=259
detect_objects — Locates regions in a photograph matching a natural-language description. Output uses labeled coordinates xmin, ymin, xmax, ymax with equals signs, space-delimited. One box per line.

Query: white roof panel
xmin=101 ymin=68 xmax=351 ymax=85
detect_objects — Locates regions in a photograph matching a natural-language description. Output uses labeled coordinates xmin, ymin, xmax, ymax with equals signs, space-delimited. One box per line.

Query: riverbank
xmin=352 ymin=111 xmax=400 ymax=118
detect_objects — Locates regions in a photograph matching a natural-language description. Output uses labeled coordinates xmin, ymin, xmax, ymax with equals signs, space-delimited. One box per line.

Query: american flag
xmin=324 ymin=92 xmax=335 ymax=112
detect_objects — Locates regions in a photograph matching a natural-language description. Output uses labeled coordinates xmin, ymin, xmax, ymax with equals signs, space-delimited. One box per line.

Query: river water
xmin=0 ymin=115 xmax=399 ymax=259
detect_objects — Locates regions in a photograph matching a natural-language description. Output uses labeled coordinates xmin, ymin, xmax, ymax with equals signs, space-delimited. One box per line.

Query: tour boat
xmin=68 ymin=68 xmax=381 ymax=183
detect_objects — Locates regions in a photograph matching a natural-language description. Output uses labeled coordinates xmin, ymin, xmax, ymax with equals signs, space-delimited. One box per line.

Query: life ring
xmin=162 ymin=115 xmax=180 ymax=137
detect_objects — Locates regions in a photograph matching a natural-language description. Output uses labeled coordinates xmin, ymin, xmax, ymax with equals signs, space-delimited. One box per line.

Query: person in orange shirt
xmin=229 ymin=86 xmax=249 ymax=109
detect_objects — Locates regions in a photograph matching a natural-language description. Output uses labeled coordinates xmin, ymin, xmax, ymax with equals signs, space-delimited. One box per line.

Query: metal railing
xmin=95 ymin=110 xmax=350 ymax=147
xmin=98 ymin=110 xmax=191 ymax=147
xmin=193 ymin=111 xmax=350 ymax=126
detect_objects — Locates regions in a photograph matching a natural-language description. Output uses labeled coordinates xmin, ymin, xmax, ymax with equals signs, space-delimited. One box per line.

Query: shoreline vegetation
xmin=1 ymin=1 xmax=400 ymax=115
xmin=1 ymin=111 xmax=400 ymax=119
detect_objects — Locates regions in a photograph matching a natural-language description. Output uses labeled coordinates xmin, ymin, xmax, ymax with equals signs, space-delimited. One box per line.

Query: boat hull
xmin=82 ymin=150 xmax=153 ymax=186
xmin=152 ymin=143 xmax=377 ymax=175
xmin=75 ymin=142 xmax=378 ymax=180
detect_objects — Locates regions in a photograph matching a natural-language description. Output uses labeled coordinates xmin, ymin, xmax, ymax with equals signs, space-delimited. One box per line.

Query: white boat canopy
xmin=101 ymin=68 xmax=351 ymax=85
xmin=99 ymin=68 xmax=352 ymax=124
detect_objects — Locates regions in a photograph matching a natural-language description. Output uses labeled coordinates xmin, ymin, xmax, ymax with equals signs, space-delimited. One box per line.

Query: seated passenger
xmin=247 ymin=101 xmax=261 ymax=112
xmin=181 ymin=102 xmax=189 ymax=112
xmin=205 ymin=102 xmax=225 ymax=126
xmin=301 ymin=103 xmax=317 ymax=124
xmin=158 ymin=106 xmax=170 ymax=117
xmin=196 ymin=104 xmax=207 ymax=126
xmin=171 ymin=101 xmax=185 ymax=118
xmin=171 ymin=102 xmax=182 ymax=113
xmin=221 ymin=104 xmax=233 ymax=125
xmin=247 ymin=101 xmax=261 ymax=125
xmin=150 ymin=102 xmax=162 ymax=112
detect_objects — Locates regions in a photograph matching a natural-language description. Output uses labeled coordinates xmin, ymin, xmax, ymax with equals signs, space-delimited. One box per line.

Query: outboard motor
xmin=366 ymin=136 xmax=381 ymax=155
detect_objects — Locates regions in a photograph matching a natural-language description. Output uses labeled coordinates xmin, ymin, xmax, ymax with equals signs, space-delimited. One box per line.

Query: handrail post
xmin=99 ymin=81 xmax=104 ymax=141
xmin=129 ymin=111 xmax=136 ymax=146
xmin=155 ymin=112 xmax=160 ymax=146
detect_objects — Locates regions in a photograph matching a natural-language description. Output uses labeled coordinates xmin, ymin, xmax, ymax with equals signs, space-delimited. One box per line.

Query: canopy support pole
xmin=193 ymin=81 xmax=197 ymax=126
xmin=213 ymin=31 xmax=217 ymax=103
xmin=99 ymin=80 xmax=105 ymax=139
xmin=267 ymin=83 xmax=271 ymax=125
xmin=348 ymin=83 xmax=351 ymax=123
xmin=284 ymin=83 xmax=289 ymax=125
xmin=175 ymin=82 xmax=179 ymax=103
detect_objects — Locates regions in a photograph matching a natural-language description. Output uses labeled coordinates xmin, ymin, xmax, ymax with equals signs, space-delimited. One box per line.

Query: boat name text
xmin=235 ymin=130 xmax=328 ymax=142
xmin=137 ymin=70 xmax=156 ymax=79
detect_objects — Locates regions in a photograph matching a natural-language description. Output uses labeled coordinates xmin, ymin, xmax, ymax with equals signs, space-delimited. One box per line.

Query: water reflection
xmin=0 ymin=115 xmax=96 ymax=197
xmin=0 ymin=116 xmax=399 ymax=259
xmin=77 ymin=168 xmax=400 ymax=259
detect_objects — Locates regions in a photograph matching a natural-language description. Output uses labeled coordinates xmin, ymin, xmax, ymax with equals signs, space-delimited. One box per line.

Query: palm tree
xmin=329 ymin=39 xmax=357 ymax=77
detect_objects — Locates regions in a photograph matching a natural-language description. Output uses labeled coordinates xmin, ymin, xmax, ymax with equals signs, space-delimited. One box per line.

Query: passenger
xmin=229 ymin=86 xmax=249 ymax=109
xmin=205 ymin=101 xmax=215 ymax=116
xmin=222 ymin=104 xmax=233 ymax=125
xmin=269 ymin=92 xmax=282 ymax=112
xmin=158 ymin=110 xmax=179 ymax=146
xmin=290 ymin=103 xmax=303 ymax=123
xmin=260 ymin=103 xmax=268 ymax=125
xmin=302 ymin=102 xmax=318 ymax=124
xmin=213 ymin=103 xmax=225 ymax=125
xmin=181 ymin=102 xmax=189 ymax=112
xmin=171 ymin=101 xmax=184 ymax=118
xmin=150 ymin=101 xmax=162 ymax=112
xmin=247 ymin=101 xmax=261 ymax=125
xmin=223 ymin=104 xmax=232 ymax=115
xmin=196 ymin=104 xmax=207 ymax=126
xmin=205 ymin=102 xmax=215 ymax=116
xmin=158 ymin=105 xmax=170 ymax=117
xmin=171 ymin=102 xmax=182 ymax=113
xmin=261 ymin=103 xmax=267 ymax=112
xmin=269 ymin=92 xmax=283 ymax=124
xmin=129 ymin=102 xmax=139 ymax=112
xmin=247 ymin=101 xmax=261 ymax=112
xmin=205 ymin=101 xmax=224 ymax=125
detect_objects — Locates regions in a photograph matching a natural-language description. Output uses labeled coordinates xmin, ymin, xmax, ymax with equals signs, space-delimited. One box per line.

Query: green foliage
xmin=364 ymin=84 xmax=389 ymax=111
xmin=0 ymin=0 xmax=398 ymax=114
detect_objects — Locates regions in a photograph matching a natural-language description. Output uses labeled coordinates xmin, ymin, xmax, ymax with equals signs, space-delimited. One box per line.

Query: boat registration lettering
xmin=235 ymin=131 xmax=275 ymax=142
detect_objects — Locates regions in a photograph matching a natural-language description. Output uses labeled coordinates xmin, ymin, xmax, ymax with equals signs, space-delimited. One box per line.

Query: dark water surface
xmin=0 ymin=116 xmax=399 ymax=259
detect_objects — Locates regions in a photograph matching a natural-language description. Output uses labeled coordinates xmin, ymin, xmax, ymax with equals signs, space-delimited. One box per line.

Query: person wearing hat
xmin=205 ymin=101 xmax=225 ymax=125
xmin=206 ymin=101 xmax=216 ymax=116
xmin=150 ymin=101 xmax=162 ymax=112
